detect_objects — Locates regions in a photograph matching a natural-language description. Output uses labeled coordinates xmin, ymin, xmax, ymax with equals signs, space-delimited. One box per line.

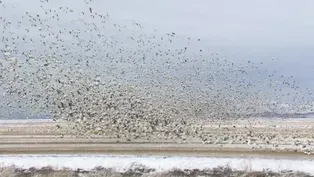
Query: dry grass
xmin=0 ymin=165 xmax=312 ymax=177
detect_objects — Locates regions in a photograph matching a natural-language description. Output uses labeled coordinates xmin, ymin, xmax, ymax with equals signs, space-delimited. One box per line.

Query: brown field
xmin=1 ymin=118 xmax=314 ymax=158
xmin=1 ymin=118 xmax=314 ymax=176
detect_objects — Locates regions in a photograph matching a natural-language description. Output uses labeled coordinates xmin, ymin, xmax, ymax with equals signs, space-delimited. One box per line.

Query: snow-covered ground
xmin=0 ymin=154 xmax=313 ymax=174
xmin=0 ymin=119 xmax=52 ymax=124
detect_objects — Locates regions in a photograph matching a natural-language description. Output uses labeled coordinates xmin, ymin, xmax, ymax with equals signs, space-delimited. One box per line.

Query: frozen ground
xmin=1 ymin=119 xmax=314 ymax=175
xmin=0 ymin=154 xmax=314 ymax=174
xmin=0 ymin=119 xmax=53 ymax=124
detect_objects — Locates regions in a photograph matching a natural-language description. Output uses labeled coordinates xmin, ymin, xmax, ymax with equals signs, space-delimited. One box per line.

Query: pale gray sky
xmin=1 ymin=0 xmax=314 ymax=119
xmin=2 ymin=0 xmax=314 ymax=46
xmin=1 ymin=0 xmax=314 ymax=86
xmin=100 ymin=0 xmax=314 ymax=47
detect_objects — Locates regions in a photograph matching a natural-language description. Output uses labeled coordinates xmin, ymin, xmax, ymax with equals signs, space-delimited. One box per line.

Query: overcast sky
xmin=1 ymin=0 xmax=314 ymax=119
xmin=102 ymin=0 xmax=314 ymax=46
xmin=1 ymin=0 xmax=314 ymax=86
xmin=3 ymin=1 xmax=314 ymax=46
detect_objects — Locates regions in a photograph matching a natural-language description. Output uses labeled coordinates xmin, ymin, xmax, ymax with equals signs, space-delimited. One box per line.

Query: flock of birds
xmin=0 ymin=0 xmax=313 ymax=142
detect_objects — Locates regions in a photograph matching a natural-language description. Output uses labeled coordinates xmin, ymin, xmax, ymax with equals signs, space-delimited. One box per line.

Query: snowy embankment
xmin=0 ymin=154 xmax=313 ymax=174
